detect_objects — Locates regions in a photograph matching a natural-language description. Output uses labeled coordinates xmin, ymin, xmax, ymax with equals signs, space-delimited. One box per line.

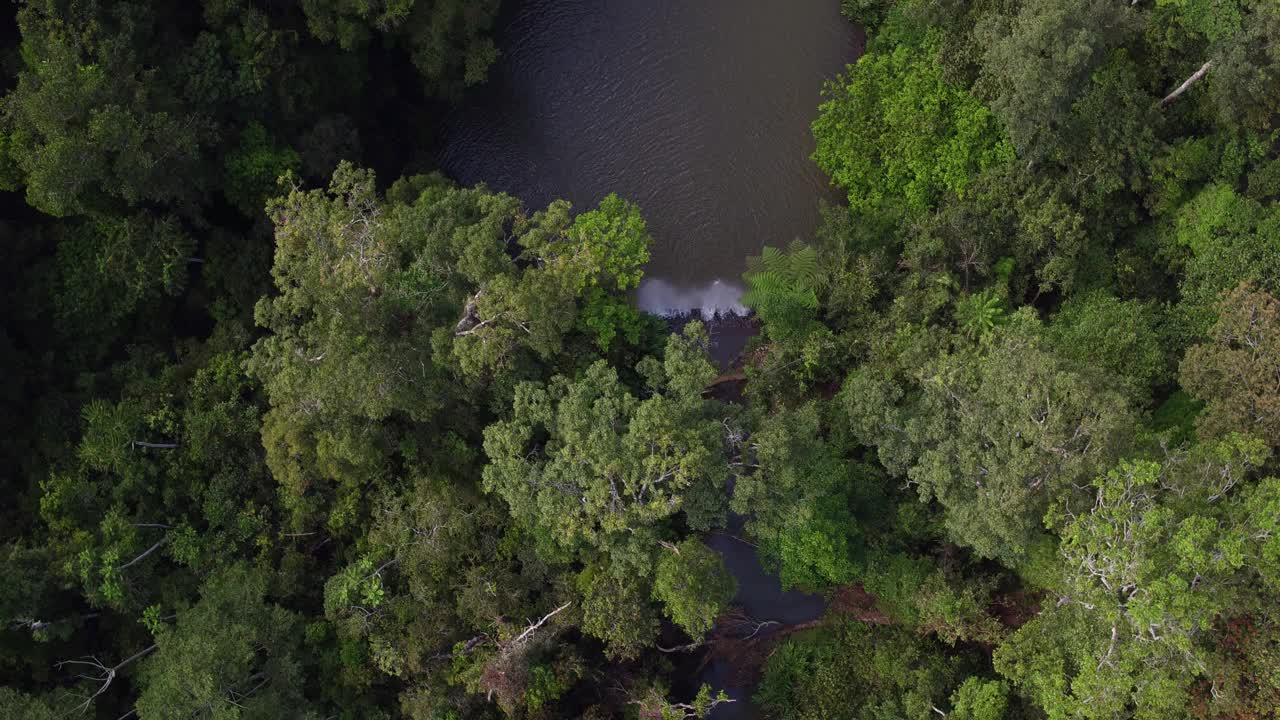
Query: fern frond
xmin=788 ymin=245 xmax=819 ymax=287
xmin=761 ymin=246 xmax=787 ymax=274
xmin=797 ymin=288 xmax=819 ymax=310
xmin=741 ymin=244 xmax=822 ymax=339
xmin=743 ymin=271 xmax=789 ymax=302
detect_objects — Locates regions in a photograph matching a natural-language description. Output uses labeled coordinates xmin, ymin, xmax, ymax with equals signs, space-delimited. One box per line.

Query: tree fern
xmin=742 ymin=242 xmax=820 ymax=340
xmin=787 ymin=239 xmax=820 ymax=287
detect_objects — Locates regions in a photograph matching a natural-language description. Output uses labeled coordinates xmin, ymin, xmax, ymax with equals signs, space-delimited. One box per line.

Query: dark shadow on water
xmin=710 ymin=515 xmax=827 ymax=629
xmin=700 ymin=512 xmax=826 ymax=719
xmin=661 ymin=310 xmax=757 ymax=371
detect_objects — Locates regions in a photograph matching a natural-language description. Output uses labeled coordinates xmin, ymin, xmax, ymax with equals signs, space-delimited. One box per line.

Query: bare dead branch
xmin=116 ymin=537 xmax=168 ymax=572
xmin=1160 ymin=61 xmax=1213 ymax=107
xmin=130 ymin=440 xmax=178 ymax=450
xmin=655 ymin=640 xmax=703 ymax=653
xmin=510 ymin=602 xmax=572 ymax=648
xmin=56 ymin=644 xmax=157 ymax=715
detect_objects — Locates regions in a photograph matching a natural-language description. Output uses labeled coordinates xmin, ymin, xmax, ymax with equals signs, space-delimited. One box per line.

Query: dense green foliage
xmin=3 ymin=0 xmax=1280 ymax=719
xmin=754 ymin=1 xmax=1280 ymax=718
xmin=812 ymin=24 xmax=1012 ymax=222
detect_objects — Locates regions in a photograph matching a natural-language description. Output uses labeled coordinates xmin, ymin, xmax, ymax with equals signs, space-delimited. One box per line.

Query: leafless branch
xmin=509 ymin=602 xmax=572 ymax=648
xmin=56 ymin=644 xmax=157 ymax=715
xmin=1160 ymin=61 xmax=1213 ymax=107
xmin=116 ymin=537 xmax=168 ymax=572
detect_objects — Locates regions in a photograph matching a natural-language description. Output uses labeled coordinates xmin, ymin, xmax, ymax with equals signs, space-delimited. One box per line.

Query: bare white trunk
xmin=510 ymin=601 xmax=572 ymax=647
xmin=131 ymin=440 xmax=178 ymax=450
xmin=1160 ymin=61 xmax=1214 ymax=107
xmin=117 ymin=537 xmax=168 ymax=571
xmin=57 ymin=643 xmax=157 ymax=714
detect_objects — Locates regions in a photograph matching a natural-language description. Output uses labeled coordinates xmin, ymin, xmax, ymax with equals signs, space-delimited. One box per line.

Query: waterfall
xmin=636 ymin=277 xmax=749 ymax=317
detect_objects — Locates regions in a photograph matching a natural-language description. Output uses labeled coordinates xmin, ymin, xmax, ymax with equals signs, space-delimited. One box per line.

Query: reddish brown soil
xmin=829 ymin=584 xmax=893 ymax=625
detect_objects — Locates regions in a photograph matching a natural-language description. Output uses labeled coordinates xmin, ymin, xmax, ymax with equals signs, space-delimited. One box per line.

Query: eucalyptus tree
xmin=482 ymin=325 xmax=730 ymax=656
xmin=996 ymin=435 xmax=1280 ymax=720
xmin=481 ymin=326 xmax=725 ymax=557
xmin=249 ymin=164 xmax=657 ymax=532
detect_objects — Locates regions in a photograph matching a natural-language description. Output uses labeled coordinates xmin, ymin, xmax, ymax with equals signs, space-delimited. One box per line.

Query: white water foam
xmin=636 ymin=277 xmax=749 ymax=317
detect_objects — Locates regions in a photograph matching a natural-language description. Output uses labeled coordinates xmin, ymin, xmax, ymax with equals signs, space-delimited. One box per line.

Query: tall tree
xmin=842 ymin=311 xmax=1134 ymax=564
xmin=976 ymin=0 xmax=1135 ymax=163
xmin=482 ymin=326 xmax=726 ymax=557
xmin=652 ymin=539 xmax=737 ymax=639
xmin=134 ymin=564 xmax=319 ymax=719
xmin=2 ymin=0 xmax=209 ymax=217
xmin=813 ymin=22 xmax=1012 ymax=223
xmin=1169 ymin=184 xmax=1280 ymax=338
xmin=997 ymin=436 xmax=1276 ymax=720
xmin=1182 ymin=284 xmax=1280 ymax=444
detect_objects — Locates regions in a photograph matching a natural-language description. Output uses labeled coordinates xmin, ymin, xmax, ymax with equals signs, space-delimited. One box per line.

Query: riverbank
xmin=431 ymin=2 xmax=864 ymax=713
xmin=699 ymin=517 xmax=826 ymax=718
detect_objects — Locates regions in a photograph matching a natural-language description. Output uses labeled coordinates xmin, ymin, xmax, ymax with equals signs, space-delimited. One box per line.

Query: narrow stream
xmin=700 ymin=515 xmax=825 ymax=718
xmin=436 ymin=1 xmax=861 ymax=714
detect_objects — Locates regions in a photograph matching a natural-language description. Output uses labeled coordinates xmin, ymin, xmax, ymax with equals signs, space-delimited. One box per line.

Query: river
xmin=435 ymin=1 xmax=861 ymax=715
xmin=437 ymin=0 xmax=861 ymax=315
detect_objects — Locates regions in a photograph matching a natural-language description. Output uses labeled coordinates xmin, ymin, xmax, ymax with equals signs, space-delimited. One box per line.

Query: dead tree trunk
xmin=1160 ymin=61 xmax=1214 ymax=107
xmin=117 ymin=536 xmax=168 ymax=572
xmin=656 ymin=640 xmax=703 ymax=653
xmin=508 ymin=601 xmax=572 ymax=649
xmin=56 ymin=643 xmax=157 ymax=714
xmin=131 ymin=440 xmax=178 ymax=450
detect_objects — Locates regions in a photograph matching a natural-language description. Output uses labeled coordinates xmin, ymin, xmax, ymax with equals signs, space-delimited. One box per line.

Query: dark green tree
xmin=134 ymin=564 xmax=319 ymax=719
xmin=2 ymin=0 xmax=209 ymax=217
xmin=976 ymin=0 xmax=1135 ymax=163
xmin=298 ymin=0 xmax=501 ymax=93
xmin=757 ymin=621 xmax=971 ymax=720
xmin=842 ymin=312 xmax=1135 ymax=563
xmin=652 ymin=539 xmax=737 ymax=639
